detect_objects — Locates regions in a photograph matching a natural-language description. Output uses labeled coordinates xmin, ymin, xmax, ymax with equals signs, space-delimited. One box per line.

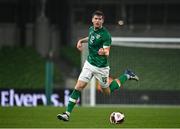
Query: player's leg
xmin=57 ymin=61 xmax=93 ymax=121
xmin=108 ymin=69 xmax=139 ymax=93
xmin=66 ymin=80 xmax=88 ymax=114
xmin=99 ymin=78 xmax=122 ymax=95
xmin=57 ymin=80 xmax=87 ymax=121
xmin=99 ymin=69 xmax=139 ymax=94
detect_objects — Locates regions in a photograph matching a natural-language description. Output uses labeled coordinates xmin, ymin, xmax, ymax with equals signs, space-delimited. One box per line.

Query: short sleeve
xmin=103 ymin=32 xmax=112 ymax=47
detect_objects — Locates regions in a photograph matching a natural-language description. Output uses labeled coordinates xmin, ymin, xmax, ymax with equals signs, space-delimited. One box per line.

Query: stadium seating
xmin=0 ymin=46 xmax=48 ymax=89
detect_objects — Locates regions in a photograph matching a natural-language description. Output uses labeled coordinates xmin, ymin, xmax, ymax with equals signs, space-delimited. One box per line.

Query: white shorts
xmin=78 ymin=60 xmax=110 ymax=88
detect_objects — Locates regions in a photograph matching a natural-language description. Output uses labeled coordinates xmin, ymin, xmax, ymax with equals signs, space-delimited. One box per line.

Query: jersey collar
xmin=93 ymin=26 xmax=103 ymax=32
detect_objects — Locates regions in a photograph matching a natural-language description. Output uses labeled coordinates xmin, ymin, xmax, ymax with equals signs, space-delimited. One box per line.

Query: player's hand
xmin=98 ymin=48 xmax=104 ymax=55
xmin=98 ymin=47 xmax=110 ymax=56
xmin=76 ymin=40 xmax=83 ymax=51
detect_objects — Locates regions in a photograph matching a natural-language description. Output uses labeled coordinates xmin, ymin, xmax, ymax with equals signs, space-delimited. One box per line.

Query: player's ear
xmin=102 ymin=19 xmax=104 ymax=23
xmin=92 ymin=17 xmax=94 ymax=23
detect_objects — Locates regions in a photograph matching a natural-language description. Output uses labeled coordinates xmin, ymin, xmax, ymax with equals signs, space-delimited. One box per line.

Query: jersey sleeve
xmin=103 ymin=32 xmax=112 ymax=47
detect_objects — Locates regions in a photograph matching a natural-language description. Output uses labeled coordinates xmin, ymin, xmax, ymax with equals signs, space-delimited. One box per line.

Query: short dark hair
xmin=92 ymin=10 xmax=104 ymax=19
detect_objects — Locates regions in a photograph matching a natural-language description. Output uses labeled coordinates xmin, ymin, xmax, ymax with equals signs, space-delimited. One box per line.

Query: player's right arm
xmin=76 ymin=37 xmax=88 ymax=51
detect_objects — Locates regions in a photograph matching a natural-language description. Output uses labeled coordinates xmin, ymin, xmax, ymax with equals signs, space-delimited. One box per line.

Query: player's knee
xmin=75 ymin=86 xmax=84 ymax=91
xmin=75 ymin=81 xmax=87 ymax=91
xmin=75 ymin=84 xmax=84 ymax=91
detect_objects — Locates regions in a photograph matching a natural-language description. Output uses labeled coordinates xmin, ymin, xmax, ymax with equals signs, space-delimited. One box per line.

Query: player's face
xmin=92 ymin=15 xmax=104 ymax=29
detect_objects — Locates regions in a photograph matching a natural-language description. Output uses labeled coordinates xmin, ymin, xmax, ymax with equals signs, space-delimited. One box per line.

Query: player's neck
xmin=94 ymin=26 xmax=103 ymax=31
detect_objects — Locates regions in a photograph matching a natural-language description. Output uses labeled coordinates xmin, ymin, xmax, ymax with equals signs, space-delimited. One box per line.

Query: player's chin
xmin=94 ymin=24 xmax=101 ymax=29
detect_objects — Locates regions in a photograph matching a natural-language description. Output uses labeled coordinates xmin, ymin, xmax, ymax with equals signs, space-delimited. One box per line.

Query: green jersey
xmin=87 ymin=26 xmax=112 ymax=67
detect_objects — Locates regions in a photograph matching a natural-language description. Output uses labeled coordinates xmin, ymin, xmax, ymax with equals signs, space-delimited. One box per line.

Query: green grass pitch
xmin=0 ymin=106 xmax=180 ymax=128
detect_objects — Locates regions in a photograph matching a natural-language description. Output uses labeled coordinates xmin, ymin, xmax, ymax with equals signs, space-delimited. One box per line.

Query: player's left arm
xmin=98 ymin=32 xmax=111 ymax=57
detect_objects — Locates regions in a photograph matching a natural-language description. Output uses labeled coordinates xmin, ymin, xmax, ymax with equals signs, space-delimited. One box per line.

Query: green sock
xmin=118 ymin=74 xmax=128 ymax=85
xmin=66 ymin=89 xmax=81 ymax=115
xmin=109 ymin=74 xmax=128 ymax=93
xmin=109 ymin=80 xmax=120 ymax=93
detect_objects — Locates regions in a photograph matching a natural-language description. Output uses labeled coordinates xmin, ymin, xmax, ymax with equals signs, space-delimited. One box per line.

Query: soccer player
xmin=57 ymin=10 xmax=139 ymax=121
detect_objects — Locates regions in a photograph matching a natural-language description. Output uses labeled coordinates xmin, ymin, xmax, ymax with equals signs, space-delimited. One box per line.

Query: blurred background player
xmin=57 ymin=10 xmax=139 ymax=121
